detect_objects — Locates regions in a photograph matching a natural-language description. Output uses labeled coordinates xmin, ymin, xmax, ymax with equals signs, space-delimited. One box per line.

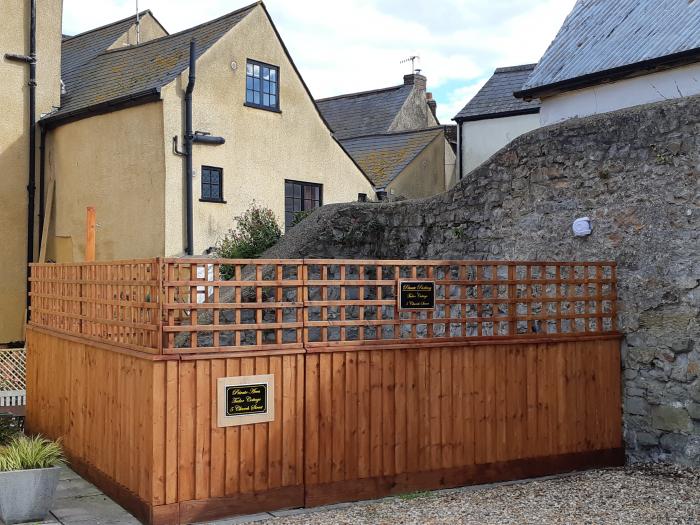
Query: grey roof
xmin=49 ymin=4 xmax=256 ymax=121
xmin=61 ymin=11 xmax=152 ymax=81
xmin=316 ymin=84 xmax=414 ymax=139
xmin=454 ymin=64 xmax=539 ymax=121
xmin=519 ymin=0 xmax=700 ymax=96
xmin=339 ymin=127 xmax=443 ymax=188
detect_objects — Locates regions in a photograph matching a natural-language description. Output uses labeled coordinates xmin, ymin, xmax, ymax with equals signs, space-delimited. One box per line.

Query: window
xmin=246 ymin=60 xmax=279 ymax=111
xmin=200 ymin=166 xmax=224 ymax=203
xmin=285 ymin=180 xmax=322 ymax=229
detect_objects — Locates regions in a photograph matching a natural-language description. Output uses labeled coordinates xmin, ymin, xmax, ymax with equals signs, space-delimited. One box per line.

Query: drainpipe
xmin=184 ymin=39 xmax=196 ymax=255
xmin=5 ymin=0 xmax=38 ymax=318
xmin=456 ymin=120 xmax=463 ymax=180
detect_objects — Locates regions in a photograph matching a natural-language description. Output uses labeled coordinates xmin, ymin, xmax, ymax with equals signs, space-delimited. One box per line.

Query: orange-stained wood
xmin=26 ymin=256 xmax=622 ymax=525
xmin=304 ymin=338 xmax=622 ymax=495
xmin=85 ymin=207 xmax=96 ymax=262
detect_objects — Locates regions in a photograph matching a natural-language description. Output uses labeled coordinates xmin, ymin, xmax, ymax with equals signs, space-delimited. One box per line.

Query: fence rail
xmin=29 ymin=258 xmax=618 ymax=354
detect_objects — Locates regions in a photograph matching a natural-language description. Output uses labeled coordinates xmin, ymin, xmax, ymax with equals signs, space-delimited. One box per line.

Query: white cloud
xmin=62 ymin=0 xmax=576 ymax=122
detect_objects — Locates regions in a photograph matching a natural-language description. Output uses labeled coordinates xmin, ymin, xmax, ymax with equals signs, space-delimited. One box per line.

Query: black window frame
xmin=284 ymin=179 xmax=323 ymax=230
xmin=200 ymin=165 xmax=225 ymax=204
xmin=244 ymin=59 xmax=280 ymax=113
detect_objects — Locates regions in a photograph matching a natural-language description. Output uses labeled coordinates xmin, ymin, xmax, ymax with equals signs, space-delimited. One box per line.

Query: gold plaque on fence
xmin=217 ymin=374 xmax=274 ymax=427
xmin=398 ymin=280 xmax=436 ymax=310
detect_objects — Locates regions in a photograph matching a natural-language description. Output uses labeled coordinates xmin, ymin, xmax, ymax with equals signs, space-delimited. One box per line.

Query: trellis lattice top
xmin=303 ymin=259 xmax=617 ymax=349
xmin=162 ymin=258 xmax=305 ymax=354
xmin=30 ymin=260 xmax=162 ymax=353
xmin=30 ymin=258 xmax=618 ymax=354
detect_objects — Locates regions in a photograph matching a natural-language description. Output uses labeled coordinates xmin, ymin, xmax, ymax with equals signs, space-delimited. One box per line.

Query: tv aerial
xmin=400 ymin=55 xmax=421 ymax=74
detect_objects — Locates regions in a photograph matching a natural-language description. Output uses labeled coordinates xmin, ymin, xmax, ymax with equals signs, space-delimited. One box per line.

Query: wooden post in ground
xmin=38 ymin=177 xmax=55 ymax=263
xmin=85 ymin=207 xmax=96 ymax=262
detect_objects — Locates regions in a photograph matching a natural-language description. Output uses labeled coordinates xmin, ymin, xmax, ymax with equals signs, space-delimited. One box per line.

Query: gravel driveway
xmin=261 ymin=464 xmax=700 ymax=525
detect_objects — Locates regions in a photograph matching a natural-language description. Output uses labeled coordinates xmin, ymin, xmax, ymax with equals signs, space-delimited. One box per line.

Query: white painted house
xmin=453 ymin=64 xmax=540 ymax=179
xmin=515 ymin=0 xmax=700 ymax=126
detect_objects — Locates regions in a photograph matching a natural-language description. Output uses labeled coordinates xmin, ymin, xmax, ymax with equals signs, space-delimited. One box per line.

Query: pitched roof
xmin=47 ymin=3 xmax=256 ymax=123
xmin=61 ymin=11 xmax=160 ymax=81
xmin=339 ymin=127 xmax=443 ymax=188
xmin=454 ymin=64 xmax=539 ymax=122
xmin=316 ymin=84 xmax=414 ymax=139
xmin=517 ymin=0 xmax=700 ymax=98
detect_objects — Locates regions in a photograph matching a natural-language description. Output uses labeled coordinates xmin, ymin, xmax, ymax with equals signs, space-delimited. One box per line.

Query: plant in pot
xmin=0 ymin=434 xmax=65 ymax=524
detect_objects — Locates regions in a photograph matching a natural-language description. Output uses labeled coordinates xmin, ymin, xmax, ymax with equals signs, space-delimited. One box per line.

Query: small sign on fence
xmin=217 ymin=374 xmax=274 ymax=427
xmin=398 ymin=280 xmax=436 ymax=310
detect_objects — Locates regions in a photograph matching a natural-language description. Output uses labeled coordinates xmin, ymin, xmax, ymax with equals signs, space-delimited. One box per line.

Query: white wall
xmin=460 ymin=112 xmax=540 ymax=177
xmin=540 ymin=62 xmax=700 ymax=126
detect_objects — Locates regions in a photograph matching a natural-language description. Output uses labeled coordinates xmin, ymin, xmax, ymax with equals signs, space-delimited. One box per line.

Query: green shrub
xmin=214 ymin=203 xmax=282 ymax=279
xmin=291 ymin=209 xmax=312 ymax=227
xmin=0 ymin=435 xmax=65 ymax=471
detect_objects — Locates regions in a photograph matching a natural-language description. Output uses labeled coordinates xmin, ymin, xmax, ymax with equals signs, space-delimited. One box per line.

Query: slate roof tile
xmin=50 ymin=3 xmax=256 ymax=121
xmin=340 ymin=127 xmax=443 ymax=188
xmin=316 ymin=84 xmax=414 ymax=139
xmin=520 ymin=0 xmax=700 ymax=95
xmin=61 ymin=11 xmax=150 ymax=81
xmin=454 ymin=64 xmax=539 ymax=121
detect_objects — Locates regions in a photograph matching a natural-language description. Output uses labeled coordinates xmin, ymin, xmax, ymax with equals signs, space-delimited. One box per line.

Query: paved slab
xmin=3 ymin=467 xmax=141 ymax=525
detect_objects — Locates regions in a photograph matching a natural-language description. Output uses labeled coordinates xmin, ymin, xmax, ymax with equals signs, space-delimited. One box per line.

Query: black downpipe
xmin=26 ymin=0 xmax=37 ymax=318
xmin=184 ymin=40 xmax=196 ymax=256
xmin=457 ymin=120 xmax=463 ymax=180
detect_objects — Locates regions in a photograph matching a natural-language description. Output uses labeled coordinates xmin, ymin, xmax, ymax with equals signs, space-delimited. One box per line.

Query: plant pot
xmin=0 ymin=466 xmax=61 ymax=524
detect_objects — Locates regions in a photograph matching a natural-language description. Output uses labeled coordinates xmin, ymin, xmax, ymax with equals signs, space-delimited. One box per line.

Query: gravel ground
xmin=262 ymin=464 xmax=700 ymax=525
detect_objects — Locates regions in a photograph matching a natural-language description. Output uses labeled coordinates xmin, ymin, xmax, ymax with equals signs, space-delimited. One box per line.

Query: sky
xmin=62 ymin=0 xmax=576 ymax=123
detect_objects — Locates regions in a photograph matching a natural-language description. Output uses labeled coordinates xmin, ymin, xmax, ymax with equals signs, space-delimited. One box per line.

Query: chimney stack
xmin=426 ymin=92 xmax=437 ymax=120
xmin=404 ymin=73 xmax=427 ymax=91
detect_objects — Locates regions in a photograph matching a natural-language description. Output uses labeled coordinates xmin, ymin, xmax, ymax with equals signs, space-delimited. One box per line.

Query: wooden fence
xmin=30 ymin=258 xmax=617 ymax=354
xmin=26 ymin=258 xmax=622 ymax=525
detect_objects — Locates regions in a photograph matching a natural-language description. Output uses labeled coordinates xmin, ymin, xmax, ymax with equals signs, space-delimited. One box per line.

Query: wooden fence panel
xmin=161 ymin=259 xmax=305 ymax=354
xmin=29 ymin=260 xmax=161 ymax=353
xmin=303 ymin=260 xmax=617 ymax=350
xmin=25 ymin=329 xmax=161 ymax=509
xmin=304 ymin=338 xmax=622 ymax=506
xmin=26 ymin=258 xmax=622 ymax=524
xmin=174 ymin=354 xmax=305 ymax=524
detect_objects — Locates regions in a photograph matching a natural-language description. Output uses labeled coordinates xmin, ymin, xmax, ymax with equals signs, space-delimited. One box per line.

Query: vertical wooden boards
xmin=27 ymin=326 xmax=623 ymax=523
xmin=177 ymin=355 xmax=305 ymax=503
xmin=304 ymin=337 xmax=623 ymax=506
xmin=25 ymin=329 xmax=158 ymax=507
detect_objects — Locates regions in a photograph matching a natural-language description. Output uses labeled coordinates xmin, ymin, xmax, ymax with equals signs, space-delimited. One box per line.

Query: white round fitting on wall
xmin=572 ymin=217 xmax=592 ymax=237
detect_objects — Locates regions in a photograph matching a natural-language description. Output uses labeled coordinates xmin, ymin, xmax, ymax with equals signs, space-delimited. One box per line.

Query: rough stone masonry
xmin=266 ymin=94 xmax=700 ymax=464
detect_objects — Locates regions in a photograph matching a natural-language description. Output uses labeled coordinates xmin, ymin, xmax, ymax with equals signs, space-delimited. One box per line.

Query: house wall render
xmin=539 ymin=62 xmax=700 ymax=126
xmin=460 ymin=112 xmax=540 ymax=177
xmin=387 ymin=134 xmax=446 ymax=199
xmin=46 ymin=102 xmax=167 ymax=262
xmin=0 ymin=0 xmax=62 ymax=343
xmin=269 ymin=94 xmax=700 ymax=465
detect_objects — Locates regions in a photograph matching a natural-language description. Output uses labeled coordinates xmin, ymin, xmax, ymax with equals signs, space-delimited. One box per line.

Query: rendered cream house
xmin=0 ymin=1 xmax=374 ymax=344
xmin=515 ymin=0 xmax=700 ymax=125
xmin=453 ymin=64 xmax=540 ymax=179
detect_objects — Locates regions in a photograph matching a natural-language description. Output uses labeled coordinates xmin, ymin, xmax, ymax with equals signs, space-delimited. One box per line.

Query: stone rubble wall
xmin=265 ymin=94 xmax=700 ymax=464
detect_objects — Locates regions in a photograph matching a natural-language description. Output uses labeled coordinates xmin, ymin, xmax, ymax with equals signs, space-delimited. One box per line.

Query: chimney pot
xmin=427 ymin=97 xmax=437 ymax=119
xmin=404 ymin=73 xmax=427 ymax=91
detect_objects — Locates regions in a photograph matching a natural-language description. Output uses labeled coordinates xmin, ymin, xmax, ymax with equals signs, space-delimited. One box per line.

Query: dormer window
xmin=245 ymin=60 xmax=279 ymax=111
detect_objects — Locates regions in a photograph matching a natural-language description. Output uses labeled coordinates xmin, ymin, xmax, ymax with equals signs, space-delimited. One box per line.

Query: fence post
xmin=156 ymin=258 xmax=164 ymax=354
xmin=508 ymin=263 xmax=516 ymax=336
